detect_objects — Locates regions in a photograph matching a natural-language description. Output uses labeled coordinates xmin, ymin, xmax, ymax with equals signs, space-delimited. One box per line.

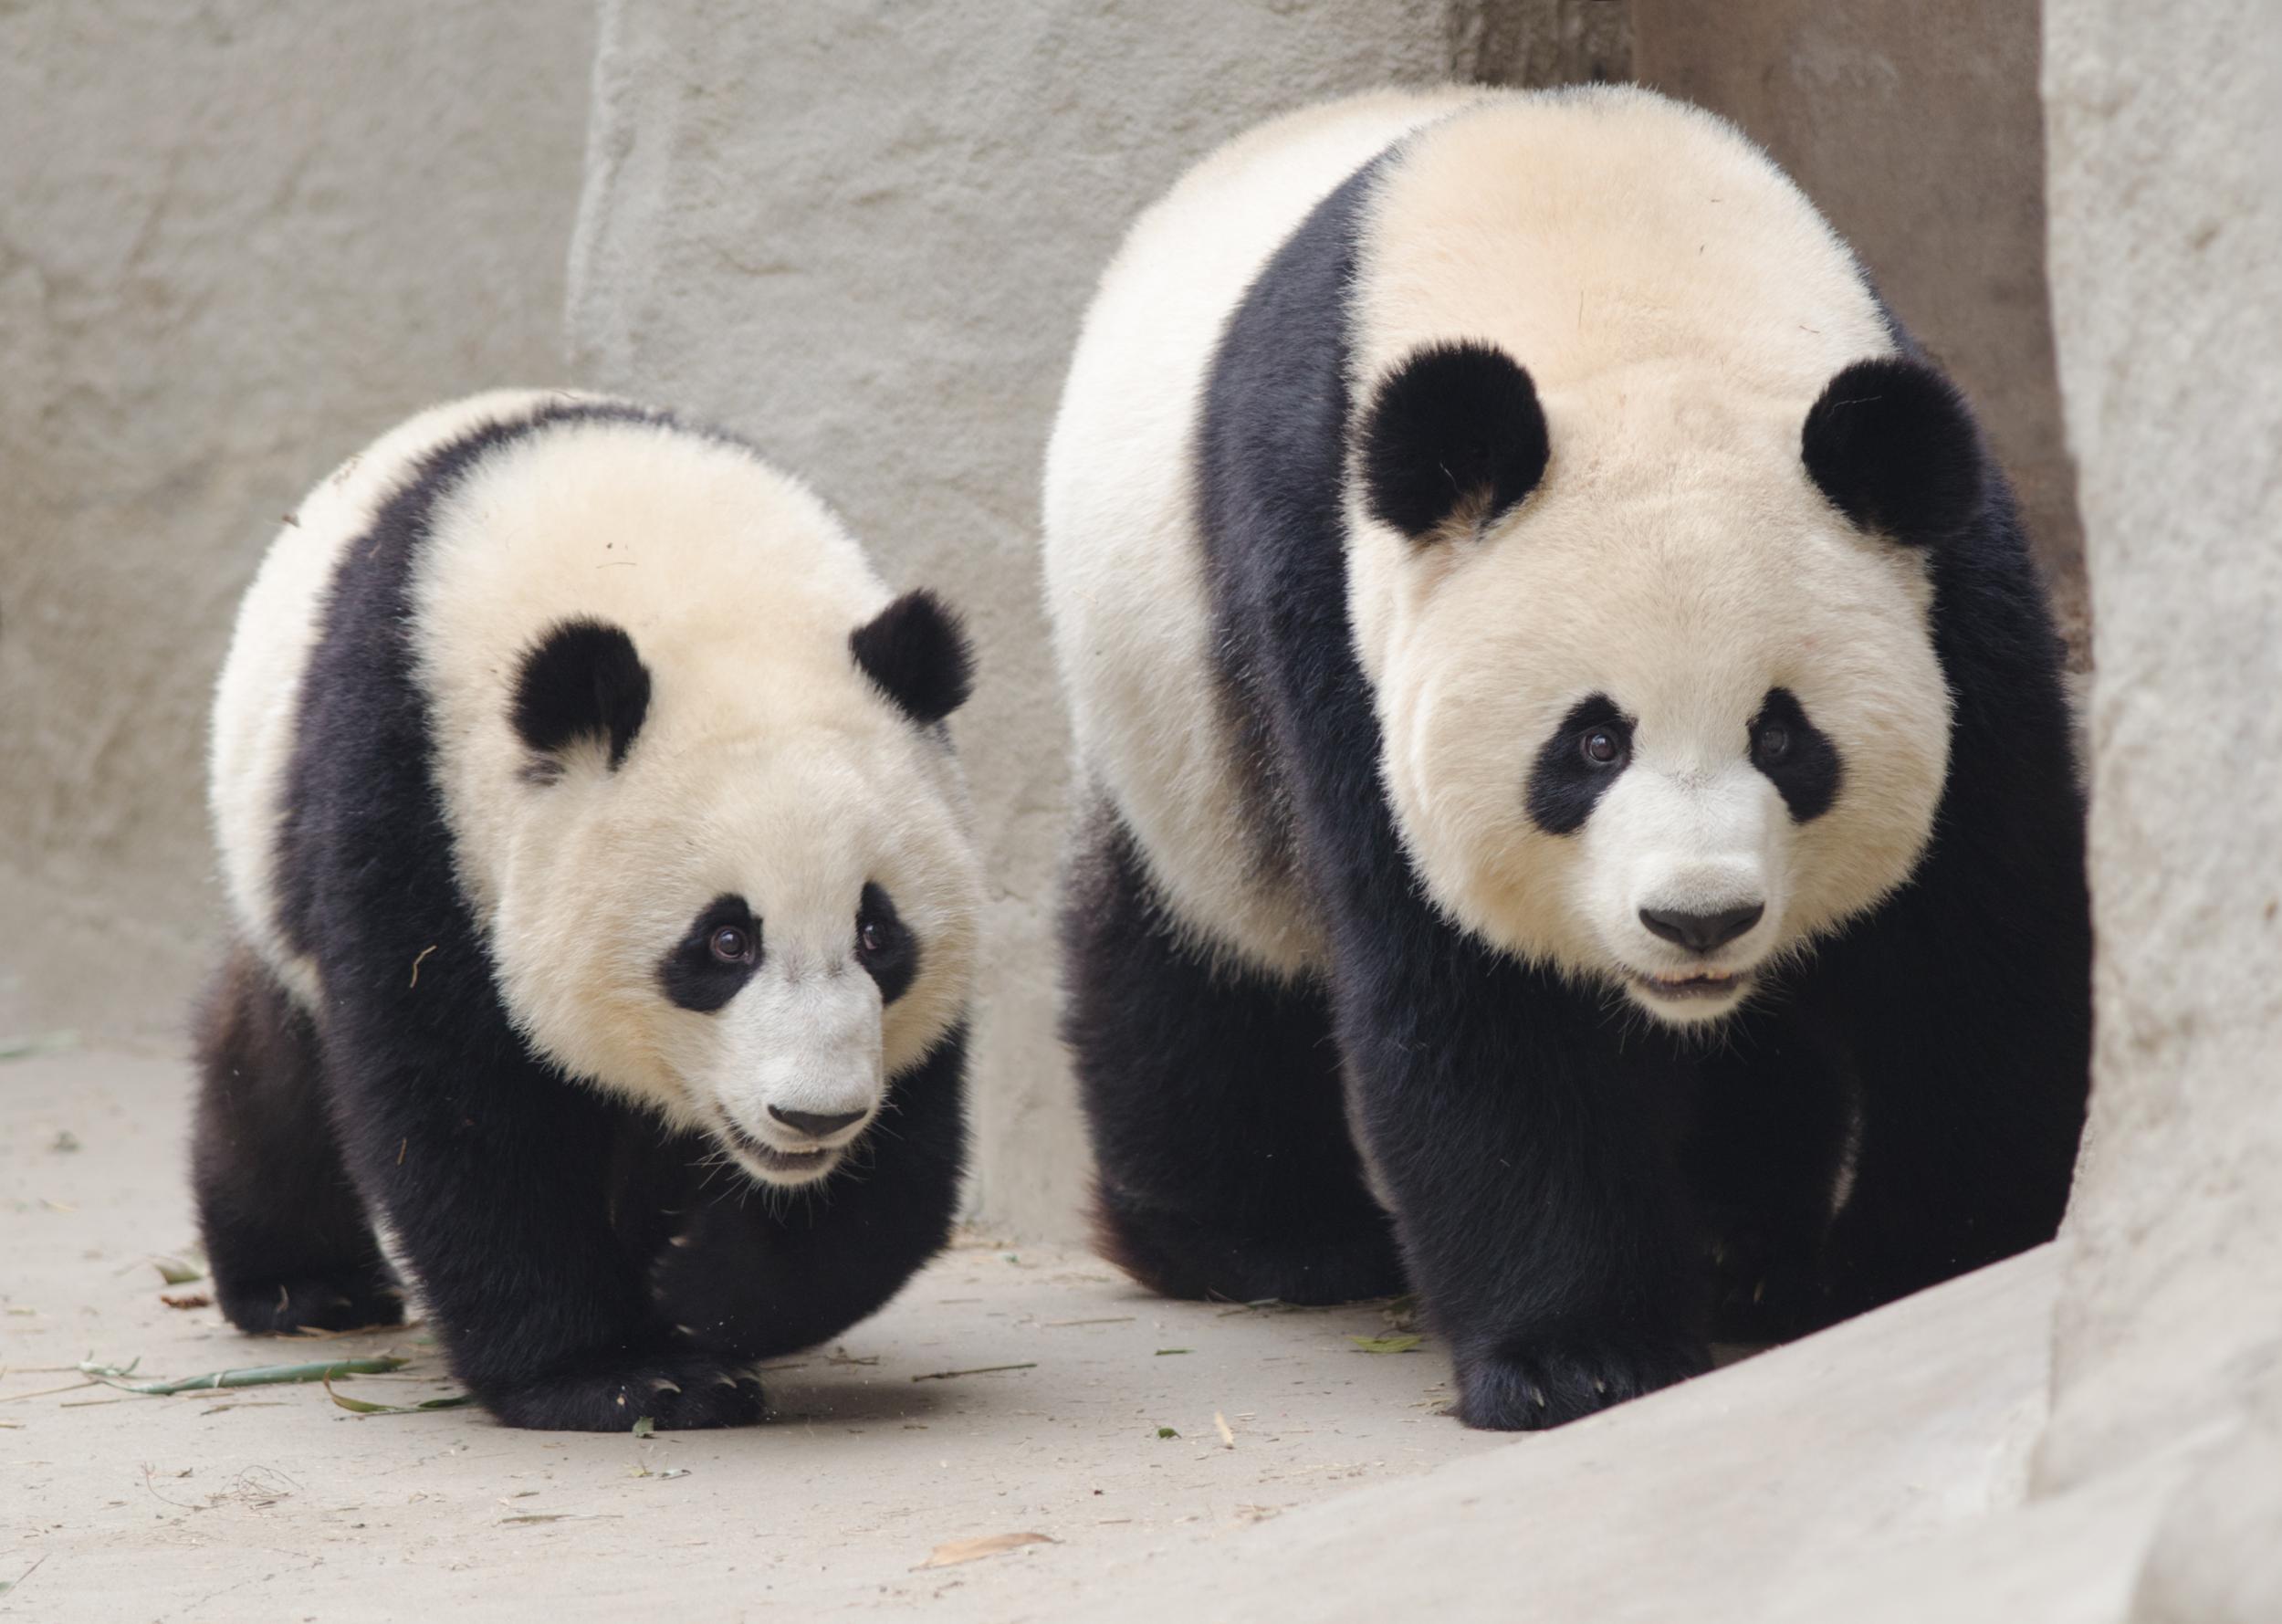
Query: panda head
xmin=1352 ymin=344 xmax=1971 ymax=1027
xmin=487 ymin=586 xmax=981 ymax=1187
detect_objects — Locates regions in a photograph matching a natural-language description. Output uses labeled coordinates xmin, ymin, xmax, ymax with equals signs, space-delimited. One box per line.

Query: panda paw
xmin=480 ymin=1354 xmax=769 ymax=1432
xmin=1452 ymin=1335 xmax=1711 ymax=1431
xmin=1708 ymin=1227 xmax=1829 ymax=1345
xmin=215 ymin=1273 xmax=406 ymax=1336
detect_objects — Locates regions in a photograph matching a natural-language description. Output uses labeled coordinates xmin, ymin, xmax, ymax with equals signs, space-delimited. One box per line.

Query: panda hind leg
xmin=192 ymin=942 xmax=404 ymax=1335
xmin=1062 ymin=807 xmax=1403 ymax=1307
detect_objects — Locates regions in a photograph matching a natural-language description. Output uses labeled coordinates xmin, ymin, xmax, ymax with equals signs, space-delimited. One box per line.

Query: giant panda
xmin=1042 ymin=87 xmax=2090 ymax=1430
xmin=197 ymin=390 xmax=983 ymax=1430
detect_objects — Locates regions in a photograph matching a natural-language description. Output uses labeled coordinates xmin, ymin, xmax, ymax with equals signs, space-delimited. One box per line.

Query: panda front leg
xmin=644 ymin=1026 xmax=970 ymax=1360
xmin=1331 ymin=917 xmax=1712 ymax=1430
xmin=1062 ymin=803 xmax=1405 ymax=1306
xmin=192 ymin=941 xmax=404 ymax=1335
xmin=320 ymin=990 xmax=766 ymax=1432
xmin=1808 ymin=781 xmax=2091 ymax=1324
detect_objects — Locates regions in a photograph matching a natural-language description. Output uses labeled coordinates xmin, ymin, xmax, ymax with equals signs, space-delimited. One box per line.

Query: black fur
xmin=193 ymin=941 xmax=404 ymax=1335
xmin=850 ymin=589 xmax=975 ymax=727
xmin=512 ymin=618 xmax=651 ymax=770
xmin=1802 ymin=357 xmax=1984 ymax=544
xmin=643 ymin=1026 xmax=969 ymax=1357
xmin=1067 ymin=153 xmax=2088 ymax=1431
xmin=855 ymin=881 xmax=920 ymax=1006
xmin=1526 ymin=693 xmax=1633 ymax=836
xmin=1358 ymin=341 xmax=1549 ymax=540
xmin=1749 ymin=686 xmax=1842 ymax=823
xmin=657 ymin=894 xmax=761 ymax=1014
xmin=199 ymin=400 xmax=966 ymax=1430
xmin=1062 ymin=799 xmax=1405 ymax=1305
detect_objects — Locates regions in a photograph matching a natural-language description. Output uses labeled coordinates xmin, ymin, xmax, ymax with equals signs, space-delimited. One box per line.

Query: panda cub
xmin=199 ymin=391 xmax=982 ymax=1430
xmin=1043 ymin=87 xmax=2089 ymax=1429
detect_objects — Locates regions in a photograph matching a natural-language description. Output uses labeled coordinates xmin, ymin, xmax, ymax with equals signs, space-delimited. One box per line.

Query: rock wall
xmin=0 ymin=0 xmax=596 ymax=1043
xmin=565 ymin=0 xmax=1601 ymax=1237
xmin=2036 ymin=3 xmax=2280 ymax=1606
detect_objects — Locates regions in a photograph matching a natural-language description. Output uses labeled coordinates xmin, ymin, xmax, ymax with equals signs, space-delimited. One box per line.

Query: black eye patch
xmin=658 ymin=894 xmax=762 ymax=1013
xmin=854 ymin=881 xmax=921 ymax=1006
xmin=1751 ymin=687 xmax=1843 ymax=822
xmin=1526 ymin=693 xmax=1634 ymax=836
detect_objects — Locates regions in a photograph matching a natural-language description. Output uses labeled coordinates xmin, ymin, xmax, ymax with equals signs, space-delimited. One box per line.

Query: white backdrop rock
xmin=567 ymin=0 xmax=1547 ymax=1237
xmin=2037 ymin=0 xmax=2282 ymax=1490
xmin=2038 ymin=0 xmax=2282 ymax=1613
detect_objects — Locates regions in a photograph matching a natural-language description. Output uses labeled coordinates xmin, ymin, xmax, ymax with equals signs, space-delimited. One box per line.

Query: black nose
xmin=1639 ymin=902 xmax=1764 ymax=953
xmin=768 ymin=1105 xmax=866 ymax=1140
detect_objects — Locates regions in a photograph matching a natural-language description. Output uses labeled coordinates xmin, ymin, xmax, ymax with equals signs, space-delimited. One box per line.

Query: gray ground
xmin=3 ymin=1047 xmax=1507 ymax=1620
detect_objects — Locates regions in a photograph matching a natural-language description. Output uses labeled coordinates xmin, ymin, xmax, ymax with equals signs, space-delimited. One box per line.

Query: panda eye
xmin=1579 ymin=725 xmax=1627 ymax=768
xmin=708 ymin=925 xmax=753 ymax=964
xmin=857 ymin=916 xmax=893 ymax=958
xmin=1756 ymin=721 xmax=1792 ymax=763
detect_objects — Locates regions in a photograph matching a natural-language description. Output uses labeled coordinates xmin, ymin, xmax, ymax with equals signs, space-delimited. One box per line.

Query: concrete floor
xmin=3 ymin=1048 xmax=1504 ymax=1621
xmin=2 ymin=1048 xmax=2175 ymax=1622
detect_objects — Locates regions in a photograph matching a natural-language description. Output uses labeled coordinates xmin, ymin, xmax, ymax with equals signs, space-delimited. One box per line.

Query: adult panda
xmin=199 ymin=391 xmax=982 ymax=1430
xmin=1042 ymin=87 xmax=2089 ymax=1430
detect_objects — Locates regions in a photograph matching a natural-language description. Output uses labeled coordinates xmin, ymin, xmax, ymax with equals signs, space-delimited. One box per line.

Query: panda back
xmin=1042 ymin=89 xmax=1481 ymax=977
xmin=209 ymin=390 xmax=588 ymax=1006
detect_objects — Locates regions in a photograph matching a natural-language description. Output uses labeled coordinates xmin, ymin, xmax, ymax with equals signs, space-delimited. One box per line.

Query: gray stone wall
xmin=2037 ymin=3 xmax=2279 ymax=1612
xmin=0 ymin=0 xmax=595 ymax=1042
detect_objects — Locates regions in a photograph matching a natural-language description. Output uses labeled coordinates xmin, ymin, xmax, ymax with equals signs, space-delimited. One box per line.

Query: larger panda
xmin=198 ymin=391 xmax=982 ymax=1430
xmin=1042 ymin=87 xmax=2089 ymax=1430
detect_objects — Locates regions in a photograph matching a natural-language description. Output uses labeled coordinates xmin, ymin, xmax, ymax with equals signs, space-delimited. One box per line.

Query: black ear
xmin=1802 ymin=357 xmax=1985 ymax=544
xmin=1358 ymin=341 xmax=1549 ymax=542
xmin=851 ymin=589 xmax=975 ymax=727
xmin=511 ymin=618 xmax=651 ymax=772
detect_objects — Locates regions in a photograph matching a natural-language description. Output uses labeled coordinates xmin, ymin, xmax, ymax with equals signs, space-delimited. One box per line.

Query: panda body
xmin=1043 ymin=88 xmax=2089 ymax=1429
xmin=198 ymin=392 xmax=982 ymax=1430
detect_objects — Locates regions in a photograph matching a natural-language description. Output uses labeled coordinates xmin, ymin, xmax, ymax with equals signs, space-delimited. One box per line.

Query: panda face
xmin=1355 ymin=376 xmax=1952 ymax=1030
xmin=493 ymin=728 xmax=979 ymax=1188
xmin=407 ymin=418 xmax=981 ymax=1187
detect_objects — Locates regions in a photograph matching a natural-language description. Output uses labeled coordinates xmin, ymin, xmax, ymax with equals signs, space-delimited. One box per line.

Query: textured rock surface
xmin=1078 ymin=1248 xmax=2181 ymax=1624
xmin=2036 ymin=2 xmax=2282 ymax=1613
xmin=2036 ymin=0 xmax=2281 ymax=1494
xmin=0 ymin=0 xmax=595 ymax=1043
xmin=566 ymin=0 xmax=1566 ymax=1237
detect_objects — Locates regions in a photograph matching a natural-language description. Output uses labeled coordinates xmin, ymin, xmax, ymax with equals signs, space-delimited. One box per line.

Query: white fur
xmin=211 ymin=396 xmax=981 ymax=1185
xmin=1042 ymin=88 xmax=1490 ymax=978
xmin=1042 ymin=87 xmax=1951 ymax=1026
xmin=211 ymin=389 xmax=574 ymax=1006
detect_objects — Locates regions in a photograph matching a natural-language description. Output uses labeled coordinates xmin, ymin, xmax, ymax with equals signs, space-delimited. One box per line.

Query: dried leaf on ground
xmin=324 ymin=1379 xmax=474 ymax=1415
xmin=1347 ymin=1334 xmax=1423 ymax=1355
xmin=159 ymin=1292 xmax=212 ymax=1311
xmin=914 ymin=1532 xmax=1057 ymax=1570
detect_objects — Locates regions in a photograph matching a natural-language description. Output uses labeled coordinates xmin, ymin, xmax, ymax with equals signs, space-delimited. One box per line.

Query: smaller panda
xmin=196 ymin=391 xmax=982 ymax=1430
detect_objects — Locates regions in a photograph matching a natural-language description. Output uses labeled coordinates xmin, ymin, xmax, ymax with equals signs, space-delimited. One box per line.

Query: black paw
xmin=215 ymin=1272 xmax=406 ymax=1335
xmin=481 ymin=1354 xmax=769 ymax=1432
xmin=1707 ymin=1228 xmax=1828 ymax=1345
xmin=649 ymin=1202 xmax=776 ymax=1357
xmin=1453 ymin=1336 xmax=1711 ymax=1430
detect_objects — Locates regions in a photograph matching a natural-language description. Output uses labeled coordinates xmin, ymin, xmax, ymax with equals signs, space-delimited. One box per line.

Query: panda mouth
xmin=1628 ymin=969 xmax=1747 ymax=1001
xmin=714 ymin=1113 xmax=836 ymax=1178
